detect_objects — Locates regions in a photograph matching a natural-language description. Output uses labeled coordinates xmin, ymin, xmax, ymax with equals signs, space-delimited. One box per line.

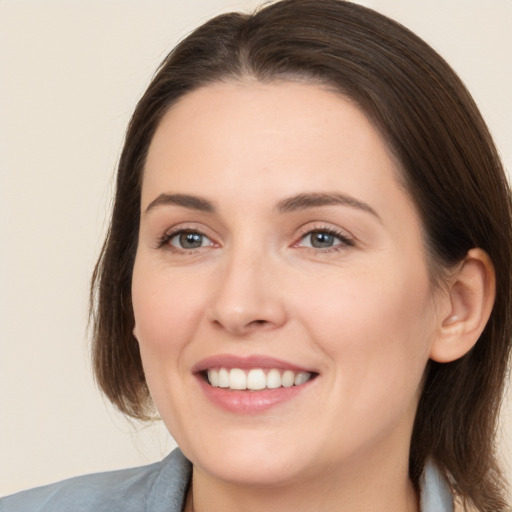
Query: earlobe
xmin=430 ymin=248 xmax=496 ymax=363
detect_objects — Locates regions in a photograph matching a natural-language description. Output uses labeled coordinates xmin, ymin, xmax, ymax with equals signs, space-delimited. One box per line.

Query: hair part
xmin=91 ymin=1 xmax=512 ymax=509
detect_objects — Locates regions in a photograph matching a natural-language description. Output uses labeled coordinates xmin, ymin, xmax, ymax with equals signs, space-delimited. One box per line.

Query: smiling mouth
xmin=205 ymin=368 xmax=316 ymax=391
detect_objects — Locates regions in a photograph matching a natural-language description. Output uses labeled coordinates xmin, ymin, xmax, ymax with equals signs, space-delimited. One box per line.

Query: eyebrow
xmin=144 ymin=193 xmax=216 ymax=214
xmin=277 ymin=192 xmax=381 ymax=220
xmin=143 ymin=191 xmax=380 ymax=220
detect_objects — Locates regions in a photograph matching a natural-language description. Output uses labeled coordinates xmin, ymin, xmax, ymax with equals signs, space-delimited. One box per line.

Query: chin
xmin=180 ymin=428 xmax=315 ymax=487
xmin=199 ymin=454 xmax=307 ymax=487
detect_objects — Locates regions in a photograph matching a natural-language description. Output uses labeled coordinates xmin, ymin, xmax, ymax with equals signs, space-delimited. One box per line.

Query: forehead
xmin=142 ymin=80 xmax=404 ymax=206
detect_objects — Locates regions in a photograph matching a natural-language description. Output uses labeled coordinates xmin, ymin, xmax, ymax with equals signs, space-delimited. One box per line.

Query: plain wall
xmin=1 ymin=0 xmax=511 ymax=496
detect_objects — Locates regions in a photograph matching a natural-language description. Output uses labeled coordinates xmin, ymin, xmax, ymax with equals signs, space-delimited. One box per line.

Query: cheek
xmin=130 ymin=258 xmax=210 ymax=426
xmin=130 ymin=256 xmax=232 ymax=432
xmin=304 ymin=273 xmax=435 ymax=453
xmin=295 ymin=263 xmax=435 ymax=399
xmin=131 ymin=260 xmax=208 ymax=355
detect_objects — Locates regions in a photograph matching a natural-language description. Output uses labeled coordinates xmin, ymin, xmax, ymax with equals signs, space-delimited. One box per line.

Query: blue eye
xmin=169 ymin=231 xmax=212 ymax=249
xmin=299 ymin=230 xmax=351 ymax=249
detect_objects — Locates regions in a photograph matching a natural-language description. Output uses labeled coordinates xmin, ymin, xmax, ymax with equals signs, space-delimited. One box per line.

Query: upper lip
xmin=192 ymin=354 xmax=316 ymax=374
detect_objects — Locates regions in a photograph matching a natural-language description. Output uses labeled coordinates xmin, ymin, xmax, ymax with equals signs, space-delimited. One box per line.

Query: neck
xmin=184 ymin=451 xmax=419 ymax=512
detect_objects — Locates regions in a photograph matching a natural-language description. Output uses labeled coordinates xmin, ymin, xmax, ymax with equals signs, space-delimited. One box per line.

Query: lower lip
xmin=196 ymin=375 xmax=315 ymax=414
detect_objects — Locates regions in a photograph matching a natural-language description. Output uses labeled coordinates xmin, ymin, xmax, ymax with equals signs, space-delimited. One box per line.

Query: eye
xmin=168 ymin=230 xmax=213 ymax=249
xmin=298 ymin=229 xmax=352 ymax=250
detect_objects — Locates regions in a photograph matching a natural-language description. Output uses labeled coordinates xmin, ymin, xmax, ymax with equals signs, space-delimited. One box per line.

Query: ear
xmin=430 ymin=248 xmax=496 ymax=363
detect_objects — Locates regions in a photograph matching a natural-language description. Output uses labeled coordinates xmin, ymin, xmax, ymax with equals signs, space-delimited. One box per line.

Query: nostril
xmin=210 ymin=317 xmax=270 ymax=335
xmin=249 ymin=319 xmax=269 ymax=327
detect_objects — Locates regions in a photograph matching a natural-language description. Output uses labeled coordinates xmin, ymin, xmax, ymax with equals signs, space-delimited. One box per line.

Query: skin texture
xmin=131 ymin=82 xmax=492 ymax=511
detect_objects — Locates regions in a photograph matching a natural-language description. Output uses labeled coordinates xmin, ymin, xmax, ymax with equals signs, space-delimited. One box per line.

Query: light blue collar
xmin=420 ymin=461 xmax=454 ymax=512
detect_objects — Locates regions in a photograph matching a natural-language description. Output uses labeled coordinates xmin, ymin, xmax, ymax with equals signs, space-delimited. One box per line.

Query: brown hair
xmin=90 ymin=1 xmax=512 ymax=509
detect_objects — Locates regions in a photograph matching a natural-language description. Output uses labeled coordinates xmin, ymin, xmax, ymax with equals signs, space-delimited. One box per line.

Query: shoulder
xmin=0 ymin=448 xmax=192 ymax=512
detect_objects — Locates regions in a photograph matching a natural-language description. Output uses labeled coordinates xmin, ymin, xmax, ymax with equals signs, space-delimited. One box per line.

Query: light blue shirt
xmin=1 ymin=449 xmax=453 ymax=511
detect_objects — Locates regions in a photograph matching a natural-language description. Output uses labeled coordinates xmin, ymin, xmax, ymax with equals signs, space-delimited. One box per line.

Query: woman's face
xmin=132 ymin=81 xmax=443 ymax=487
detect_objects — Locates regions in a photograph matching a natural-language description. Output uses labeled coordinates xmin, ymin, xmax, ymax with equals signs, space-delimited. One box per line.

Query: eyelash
xmin=295 ymin=226 xmax=354 ymax=253
xmin=156 ymin=229 xmax=214 ymax=251
xmin=156 ymin=226 xmax=354 ymax=254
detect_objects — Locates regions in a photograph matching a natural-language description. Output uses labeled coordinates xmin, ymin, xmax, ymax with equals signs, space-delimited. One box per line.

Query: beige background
xmin=1 ymin=0 xmax=511 ymax=496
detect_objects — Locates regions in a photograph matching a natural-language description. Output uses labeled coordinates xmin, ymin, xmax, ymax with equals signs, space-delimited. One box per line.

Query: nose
xmin=208 ymin=249 xmax=287 ymax=336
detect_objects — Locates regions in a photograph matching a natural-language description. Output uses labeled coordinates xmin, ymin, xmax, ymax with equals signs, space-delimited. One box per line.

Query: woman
xmin=2 ymin=0 xmax=511 ymax=510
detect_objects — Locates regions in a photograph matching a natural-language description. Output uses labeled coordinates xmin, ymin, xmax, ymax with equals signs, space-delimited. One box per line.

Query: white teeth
xmin=281 ymin=370 xmax=295 ymax=388
xmin=247 ymin=369 xmax=266 ymax=390
xmin=294 ymin=372 xmax=310 ymax=386
xmin=208 ymin=368 xmax=219 ymax=387
xmin=206 ymin=367 xmax=313 ymax=390
xmin=218 ymin=368 xmax=229 ymax=388
xmin=266 ymin=369 xmax=282 ymax=389
xmin=229 ymin=368 xmax=246 ymax=390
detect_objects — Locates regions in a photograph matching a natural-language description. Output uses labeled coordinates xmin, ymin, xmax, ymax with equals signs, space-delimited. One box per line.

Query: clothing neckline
xmin=150 ymin=449 xmax=454 ymax=512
